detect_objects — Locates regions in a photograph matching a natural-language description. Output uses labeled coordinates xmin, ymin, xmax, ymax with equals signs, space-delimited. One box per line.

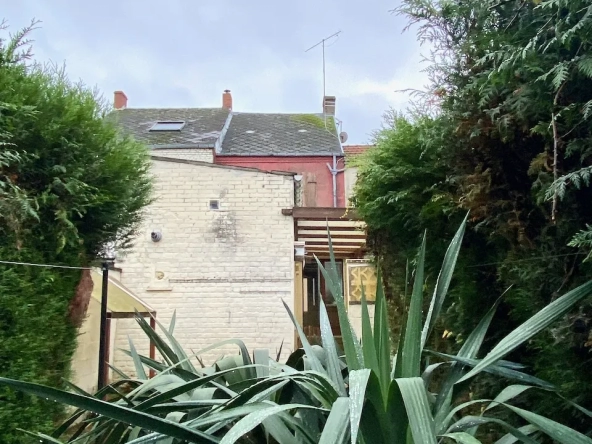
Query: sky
xmin=3 ymin=0 xmax=429 ymax=144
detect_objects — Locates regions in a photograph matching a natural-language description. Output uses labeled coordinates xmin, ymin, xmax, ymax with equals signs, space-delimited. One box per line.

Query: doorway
xmin=302 ymin=259 xmax=343 ymax=344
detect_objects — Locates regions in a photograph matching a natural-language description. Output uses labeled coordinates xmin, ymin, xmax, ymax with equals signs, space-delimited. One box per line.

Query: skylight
xmin=149 ymin=121 xmax=185 ymax=131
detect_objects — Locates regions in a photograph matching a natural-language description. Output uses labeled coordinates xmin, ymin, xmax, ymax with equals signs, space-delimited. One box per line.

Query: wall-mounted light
xmin=151 ymin=230 xmax=162 ymax=242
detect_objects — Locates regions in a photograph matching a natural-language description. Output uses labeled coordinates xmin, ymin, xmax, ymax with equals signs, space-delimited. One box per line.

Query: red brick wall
xmin=216 ymin=156 xmax=346 ymax=207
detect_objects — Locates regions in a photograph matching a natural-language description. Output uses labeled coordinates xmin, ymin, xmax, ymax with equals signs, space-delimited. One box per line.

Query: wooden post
xmin=294 ymin=261 xmax=304 ymax=348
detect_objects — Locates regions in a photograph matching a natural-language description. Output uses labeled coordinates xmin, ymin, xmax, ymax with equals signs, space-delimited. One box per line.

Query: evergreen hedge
xmin=0 ymin=22 xmax=152 ymax=440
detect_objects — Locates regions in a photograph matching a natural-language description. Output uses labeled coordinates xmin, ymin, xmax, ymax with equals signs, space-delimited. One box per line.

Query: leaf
xmin=253 ymin=349 xmax=270 ymax=378
xmin=426 ymin=351 xmax=554 ymax=389
xmin=396 ymin=377 xmax=437 ymax=444
xmin=373 ymin=268 xmax=391 ymax=397
xmin=434 ymin=296 xmax=503 ymax=426
xmin=485 ymin=385 xmax=534 ymax=411
xmin=282 ymin=299 xmax=326 ymax=375
xmin=220 ymin=403 xmax=321 ymax=444
xmin=360 ymin=284 xmax=379 ymax=379
xmin=400 ymin=233 xmax=426 ymax=377
xmin=494 ymin=425 xmax=539 ymax=444
xmin=504 ymin=404 xmax=592 ymax=444
xmin=440 ymin=432 xmax=482 ymax=444
xmin=128 ymin=336 xmax=148 ymax=380
xmin=447 ymin=416 xmax=539 ymax=444
xmin=315 ymin=255 xmax=363 ymax=371
xmin=320 ymin=298 xmax=347 ymax=396
xmin=458 ymin=279 xmax=592 ymax=383
xmin=151 ymin=312 xmax=197 ymax=373
xmin=0 ymin=377 xmax=218 ymax=443
xmin=319 ymin=397 xmax=351 ymax=444
xmin=349 ymin=369 xmax=371 ymax=444
xmin=421 ymin=213 xmax=467 ymax=348
xmin=128 ymin=404 xmax=272 ymax=444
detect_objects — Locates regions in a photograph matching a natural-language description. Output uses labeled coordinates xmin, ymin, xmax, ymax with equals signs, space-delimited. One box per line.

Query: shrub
xmin=0 ymin=21 xmax=152 ymax=440
xmin=1 ymin=220 xmax=592 ymax=443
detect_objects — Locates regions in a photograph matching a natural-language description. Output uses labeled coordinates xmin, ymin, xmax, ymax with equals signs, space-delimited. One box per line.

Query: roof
xmin=90 ymin=270 xmax=155 ymax=318
xmin=220 ymin=113 xmax=343 ymax=156
xmin=343 ymin=145 xmax=373 ymax=165
xmin=150 ymin=155 xmax=296 ymax=176
xmin=112 ymin=107 xmax=343 ymax=156
xmin=112 ymin=108 xmax=230 ymax=147
xmin=344 ymin=145 xmax=373 ymax=156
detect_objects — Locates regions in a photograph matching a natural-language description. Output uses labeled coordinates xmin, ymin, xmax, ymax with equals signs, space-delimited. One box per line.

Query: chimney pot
xmin=222 ymin=90 xmax=233 ymax=110
xmin=323 ymin=95 xmax=336 ymax=116
xmin=114 ymin=91 xmax=128 ymax=110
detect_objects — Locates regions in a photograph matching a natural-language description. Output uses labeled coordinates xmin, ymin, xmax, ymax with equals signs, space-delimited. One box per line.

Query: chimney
xmin=323 ymin=95 xmax=336 ymax=116
xmin=114 ymin=91 xmax=128 ymax=110
xmin=222 ymin=89 xmax=232 ymax=110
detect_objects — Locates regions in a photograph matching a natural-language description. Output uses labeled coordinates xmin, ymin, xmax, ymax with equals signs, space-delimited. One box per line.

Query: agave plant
xmin=1 ymin=218 xmax=592 ymax=443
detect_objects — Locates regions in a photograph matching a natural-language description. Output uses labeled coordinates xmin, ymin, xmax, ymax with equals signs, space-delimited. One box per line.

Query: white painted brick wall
xmin=348 ymin=304 xmax=375 ymax=340
xmin=152 ymin=148 xmax=214 ymax=163
xmin=113 ymin=159 xmax=295 ymax=376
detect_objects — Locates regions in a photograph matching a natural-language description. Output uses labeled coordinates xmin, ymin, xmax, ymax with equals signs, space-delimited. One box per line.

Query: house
xmin=216 ymin=93 xmax=346 ymax=208
xmin=99 ymin=90 xmax=375 ymax=375
xmin=343 ymin=144 xmax=373 ymax=205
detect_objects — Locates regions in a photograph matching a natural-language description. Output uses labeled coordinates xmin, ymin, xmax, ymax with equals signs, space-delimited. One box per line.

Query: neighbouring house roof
xmin=111 ymin=108 xmax=230 ymax=147
xmin=220 ymin=113 xmax=343 ymax=156
xmin=343 ymin=144 xmax=373 ymax=165
xmin=344 ymin=144 xmax=373 ymax=156
xmin=112 ymin=107 xmax=343 ymax=156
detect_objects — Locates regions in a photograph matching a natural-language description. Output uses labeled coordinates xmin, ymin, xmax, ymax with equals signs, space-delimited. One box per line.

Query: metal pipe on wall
xmin=327 ymin=154 xmax=345 ymax=207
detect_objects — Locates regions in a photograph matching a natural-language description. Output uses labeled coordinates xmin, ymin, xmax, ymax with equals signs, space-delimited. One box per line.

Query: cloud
xmin=3 ymin=0 xmax=430 ymax=144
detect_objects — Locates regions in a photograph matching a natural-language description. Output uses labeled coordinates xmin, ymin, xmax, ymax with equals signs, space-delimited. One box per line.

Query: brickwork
xmin=348 ymin=304 xmax=375 ymax=339
xmin=113 ymin=158 xmax=295 ymax=375
xmin=152 ymin=148 xmax=214 ymax=163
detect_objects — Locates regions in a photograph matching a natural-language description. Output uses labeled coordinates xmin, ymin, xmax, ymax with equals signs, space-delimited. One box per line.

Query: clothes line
xmin=0 ymin=260 xmax=92 ymax=270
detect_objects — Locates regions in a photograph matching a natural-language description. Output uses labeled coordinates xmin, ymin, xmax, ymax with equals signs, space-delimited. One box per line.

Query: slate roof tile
xmin=220 ymin=113 xmax=342 ymax=156
xmin=111 ymin=108 xmax=230 ymax=147
xmin=112 ymin=107 xmax=343 ymax=156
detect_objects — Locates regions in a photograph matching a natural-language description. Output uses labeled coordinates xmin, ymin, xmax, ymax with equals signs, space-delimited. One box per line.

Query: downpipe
xmin=327 ymin=154 xmax=345 ymax=207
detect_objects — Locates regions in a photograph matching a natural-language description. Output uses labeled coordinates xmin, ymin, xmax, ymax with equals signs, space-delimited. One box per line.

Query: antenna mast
xmin=305 ymin=30 xmax=341 ymax=98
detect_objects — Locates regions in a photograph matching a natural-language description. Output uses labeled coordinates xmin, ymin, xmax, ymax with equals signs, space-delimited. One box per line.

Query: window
xmin=209 ymin=199 xmax=220 ymax=210
xmin=149 ymin=121 xmax=185 ymax=131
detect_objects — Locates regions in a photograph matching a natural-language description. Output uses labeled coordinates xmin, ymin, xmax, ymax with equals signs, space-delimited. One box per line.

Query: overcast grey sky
xmin=4 ymin=1 xmax=428 ymax=144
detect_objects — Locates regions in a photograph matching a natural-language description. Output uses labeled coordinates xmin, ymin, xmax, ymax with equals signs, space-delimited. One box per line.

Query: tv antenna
xmin=305 ymin=30 xmax=341 ymax=98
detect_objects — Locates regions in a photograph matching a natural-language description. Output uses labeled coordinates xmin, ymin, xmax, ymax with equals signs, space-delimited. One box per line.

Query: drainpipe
xmin=327 ymin=154 xmax=345 ymax=207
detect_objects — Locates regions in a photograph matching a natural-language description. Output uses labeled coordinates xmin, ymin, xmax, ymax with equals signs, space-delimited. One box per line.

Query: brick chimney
xmin=114 ymin=91 xmax=128 ymax=110
xmin=222 ymin=89 xmax=232 ymax=110
xmin=323 ymin=95 xmax=336 ymax=116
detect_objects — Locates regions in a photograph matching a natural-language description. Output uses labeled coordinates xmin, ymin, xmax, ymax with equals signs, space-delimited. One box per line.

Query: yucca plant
xmin=1 ymin=217 xmax=592 ymax=443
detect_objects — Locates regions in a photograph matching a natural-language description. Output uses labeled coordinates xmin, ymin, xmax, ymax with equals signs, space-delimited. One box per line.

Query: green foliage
xmin=0 ymin=21 xmax=153 ymax=441
xmin=0 ymin=248 xmax=80 ymax=443
xmin=2 ymin=222 xmax=592 ymax=443
xmin=0 ymin=22 xmax=153 ymax=256
xmin=353 ymin=0 xmax=592 ymax=431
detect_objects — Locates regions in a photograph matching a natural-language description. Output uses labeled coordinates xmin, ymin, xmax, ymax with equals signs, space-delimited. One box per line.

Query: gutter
xmin=327 ymin=154 xmax=345 ymax=207
xmin=149 ymin=143 xmax=216 ymax=149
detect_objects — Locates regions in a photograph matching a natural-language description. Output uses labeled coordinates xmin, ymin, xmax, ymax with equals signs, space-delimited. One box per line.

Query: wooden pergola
xmin=282 ymin=207 xmax=367 ymax=259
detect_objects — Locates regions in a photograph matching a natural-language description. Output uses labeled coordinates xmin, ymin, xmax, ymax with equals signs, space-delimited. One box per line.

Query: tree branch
xmin=551 ymin=80 xmax=568 ymax=224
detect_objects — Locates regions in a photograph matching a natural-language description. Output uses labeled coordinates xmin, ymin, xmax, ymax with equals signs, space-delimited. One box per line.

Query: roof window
xmin=149 ymin=121 xmax=185 ymax=131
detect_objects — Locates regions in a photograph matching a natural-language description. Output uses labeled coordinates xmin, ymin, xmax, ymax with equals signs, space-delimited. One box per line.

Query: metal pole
xmin=97 ymin=261 xmax=109 ymax=390
xmin=322 ymin=41 xmax=326 ymax=99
